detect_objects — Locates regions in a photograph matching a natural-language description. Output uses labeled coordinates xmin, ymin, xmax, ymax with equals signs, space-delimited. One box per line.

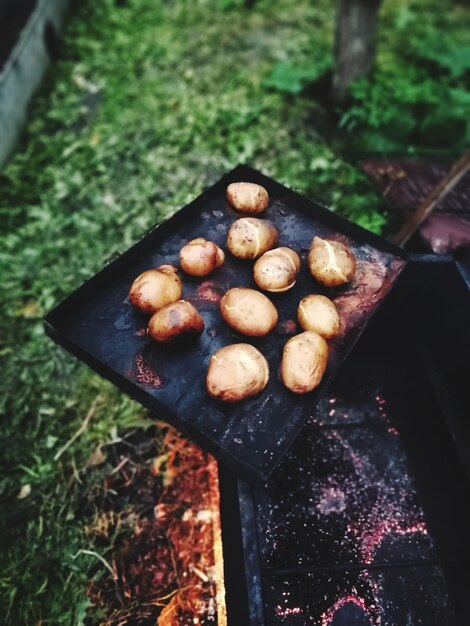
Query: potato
xmin=297 ymin=294 xmax=340 ymax=339
xmin=227 ymin=218 xmax=278 ymax=260
xmin=148 ymin=300 xmax=204 ymax=343
xmin=226 ymin=182 xmax=269 ymax=214
xmin=253 ymin=247 xmax=301 ymax=292
xmin=220 ymin=288 xmax=278 ymax=337
xmin=180 ymin=238 xmax=225 ymax=277
xmin=308 ymin=236 xmax=356 ymax=287
xmin=206 ymin=343 xmax=269 ymax=402
xmin=281 ymin=331 xmax=328 ymax=394
xmin=129 ymin=265 xmax=182 ymax=315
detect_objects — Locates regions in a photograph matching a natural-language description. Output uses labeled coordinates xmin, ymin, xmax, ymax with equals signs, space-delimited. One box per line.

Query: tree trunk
xmin=332 ymin=0 xmax=382 ymax=104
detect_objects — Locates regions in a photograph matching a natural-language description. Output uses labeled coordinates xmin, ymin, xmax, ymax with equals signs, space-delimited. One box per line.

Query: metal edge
xmin=419 ymin=346 xmax=470 ymax=484
xmin=236 ymin=478 xmax=266 ymax=626
xmin=456 ymin=261 xmax=470 ymax=290
xmin=217 ymin=466 xmax=254 ymax=626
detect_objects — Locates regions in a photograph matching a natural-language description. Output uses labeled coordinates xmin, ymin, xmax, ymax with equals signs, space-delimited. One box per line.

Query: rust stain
xmin=197 ymin=281 xmax=224 ymax=303
xmin=133 ymin=354 xmax=166 ymax=387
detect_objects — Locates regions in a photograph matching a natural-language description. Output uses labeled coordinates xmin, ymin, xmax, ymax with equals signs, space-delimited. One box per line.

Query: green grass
xmin=0 ymin=0 xmax=467 ymax=623
xmin=340 ymin=0 xmax=470 ymax=153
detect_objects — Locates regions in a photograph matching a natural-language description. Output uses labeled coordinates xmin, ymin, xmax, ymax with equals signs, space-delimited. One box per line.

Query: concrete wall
xmin=0 ymin=0 xmax=70 ymax=169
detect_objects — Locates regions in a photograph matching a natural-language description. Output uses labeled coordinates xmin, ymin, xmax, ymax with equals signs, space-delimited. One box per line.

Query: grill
xmin=45 ymin=167 xmax=470 ymax=624
xmin=220 ymin=256 xmax=470 ymax=625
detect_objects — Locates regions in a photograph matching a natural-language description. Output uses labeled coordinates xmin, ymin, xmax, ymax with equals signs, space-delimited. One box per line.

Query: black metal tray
xmin=44 ymin=165 xmax=407 ymax=484
xmin=222 ymin=256 xmax=470 ymax=624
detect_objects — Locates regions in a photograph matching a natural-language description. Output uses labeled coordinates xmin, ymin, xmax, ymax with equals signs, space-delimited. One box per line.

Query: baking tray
xmin=225 ymin=256 xmax=470 ymax=624
xmin=44 ymin=165 xmax=407 ymax=484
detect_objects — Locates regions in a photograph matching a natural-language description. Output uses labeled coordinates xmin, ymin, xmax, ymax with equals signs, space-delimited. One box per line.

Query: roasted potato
xmin=308 ymin=236 xmax=356 ymax=287
xmin=253 ymin=247 xmax=300 ymax=292
xmin=281 ymin=331 xmax=328 ymax=394
xmin=129 ymin=265 xmax=182 ymax=315
xmin=148 ymin=300 xmax=204 ymax=343
xmin=297 ymin=294 xmax=340 ymax=339
xmin=206 ymin=343 xmax=269 ymax=402
xmin=227 ymin=218 xmax=278 ymax=260
xmin=180 ymin=238 xmax=225 ymax=277
xmin=226 ymin=182 xmax=269 ymax=214
xmin=220 ymin=288 xmax=278 ymax=337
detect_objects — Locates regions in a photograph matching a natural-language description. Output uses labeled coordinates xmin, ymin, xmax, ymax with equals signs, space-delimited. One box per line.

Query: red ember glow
xmin=321 ymin=595 xmax=376 ymax=626
xmin=357 ymin=518 xmax=428 ymax=565
xmin=275 ymin=605 xmax=303 ymax=617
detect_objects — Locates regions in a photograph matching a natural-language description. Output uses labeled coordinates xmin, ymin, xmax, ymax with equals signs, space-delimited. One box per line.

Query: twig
xmin=109 ymin=457 xmax=129 ymax=476
xmin=71 ymin=457 xmax=83 ymax=484
xmin=72 ymin=549 xmax=115 ymax=578
xmin=54 ymin=397 xmax=100 ymax=462
xmin=192 ymin=566 xmax=209 ymax=583
xmin=392 ymin=153 xmax=470 ymax=246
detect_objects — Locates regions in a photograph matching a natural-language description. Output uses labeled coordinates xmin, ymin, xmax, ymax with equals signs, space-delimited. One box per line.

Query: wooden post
xmin=332 ymin=0 xmax=382 ymax=104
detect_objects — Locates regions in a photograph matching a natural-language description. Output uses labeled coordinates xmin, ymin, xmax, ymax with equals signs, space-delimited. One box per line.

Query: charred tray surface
xmin=44 ymin=165 xmax=407 ymax=483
